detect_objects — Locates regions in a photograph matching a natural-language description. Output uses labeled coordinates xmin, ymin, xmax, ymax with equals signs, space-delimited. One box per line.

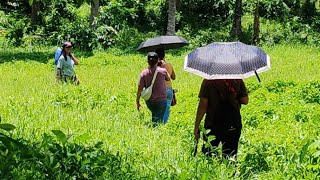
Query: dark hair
xmin=147 ymin=52 xmax=158 ymax=66
xmin=62 ymin=41 xmax=73 ymax=48
xmin=155 ymin=48 xmax=165 ymax=60
xmin=61 ymin=42 xmax=72 ymax=61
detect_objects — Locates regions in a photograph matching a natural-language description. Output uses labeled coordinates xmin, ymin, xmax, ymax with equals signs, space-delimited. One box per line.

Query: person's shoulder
xmin=58 ymin=55 xmax=65 ymax=61
xmin=157 ymin=67 xmax=167 ymax=72
xmin=202 ymin=79 xmax=219 ymax=88
xmin=164 ymin=62 xmax=173 ymax=68
xmin=140 ymin=68 xmax=149 ymax=75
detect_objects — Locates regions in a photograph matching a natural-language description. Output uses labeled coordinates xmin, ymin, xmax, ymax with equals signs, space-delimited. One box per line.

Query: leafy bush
xmin=307 ymin=140 xmax=320 ymax=172
xmin=266 ymin=80 xmax=296 ymax=93
xmin=113 ymin=26 xmax=148 ymax=52
xmin=258 ymin=0 xmax=291 ymax=21
xmin=298 ymin=81 xmax=320 ymax=104
xmin=0 ymin=122 xmax=136 ymax=179
xmin=179 ymin=0 xmax=232 ymax=29
xmin=95 ymin=24 xmax=118 ymax=49
xmin=41 ymin=1 xmax=95 ymax=51
xmin=5 ymin=14 xmax=29 ymax=47
xmin=240 ymin=143 xmax=272 ymax=178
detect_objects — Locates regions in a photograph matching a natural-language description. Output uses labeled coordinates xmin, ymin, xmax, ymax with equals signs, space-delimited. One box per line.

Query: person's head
xmin=147 ymin=52 xmax=159 ymax=67
xmin=62 ymin=41 xmax=73 ymax=54
xmin=155 ymin=48 xmax=165 ymax=60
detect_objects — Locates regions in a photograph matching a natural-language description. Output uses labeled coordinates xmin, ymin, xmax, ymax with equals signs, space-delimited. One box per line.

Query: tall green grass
xmin=0 ymin=44 xmax=319 ymax=179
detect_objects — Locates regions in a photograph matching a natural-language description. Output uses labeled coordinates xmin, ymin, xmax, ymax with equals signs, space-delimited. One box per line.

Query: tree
xmin=302 ymin=0 xmax=317 ymax=19
xmin=90 ymin=0 xmax=99 ymax=29
xmin=231 ymin=0 xmax=242 ymax=40
xmin=253 ymin=0 xmax=260 ymax=45
xmin=30 ymin=0 xmax=40 ymax=26
xmin=75 ymin=0 xmax=100 ymax=29
xmin=166 ymin=0 xmax=176 ymax=35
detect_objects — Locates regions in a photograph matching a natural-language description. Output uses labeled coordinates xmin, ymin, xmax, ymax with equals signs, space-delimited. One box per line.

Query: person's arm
xmin=56 ymin=58 xmax=62 ymax=81
xmin=166 ymin=63 xmax=176 ymax=80
xmin=240 ymin=96 xmax=249 ymax=105
xmin=70 ymin=53 xmax=79 ymax=65
xmin=170 ymin=68 xmax=176 ymax=80
xmin=56 ymin=68 xmax=62 ymax=81
xmin=164 ymin=69 xmax=170 ymax=81
xmin=136 ymin=88 xmax=142 ymax=111
xmin=194 ymin=97 xmax=208 ymax=141
xmin=136 ymin=74 xmax=145 ymax=111
xmin=238 ymin=80 xmax=249 ymax=105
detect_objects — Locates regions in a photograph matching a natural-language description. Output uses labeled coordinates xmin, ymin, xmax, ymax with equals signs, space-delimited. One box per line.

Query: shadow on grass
xmin=0 ymin=49 xmax=94 ymax=64
xmin=0 ymin=51 xmax=52 ymax=64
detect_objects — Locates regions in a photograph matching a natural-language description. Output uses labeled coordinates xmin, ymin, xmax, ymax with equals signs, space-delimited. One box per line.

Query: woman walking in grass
xmin=156 ymin=48 xmax=176 ymax=123
xmin=56 ymin=41 xmax=80 ymax=85
xmin=136 ymin=52 xmax=170 ymax=125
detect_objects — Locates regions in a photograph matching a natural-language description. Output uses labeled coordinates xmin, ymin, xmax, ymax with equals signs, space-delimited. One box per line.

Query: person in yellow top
xmin=156 ymin=48 xmax=176 ymax=123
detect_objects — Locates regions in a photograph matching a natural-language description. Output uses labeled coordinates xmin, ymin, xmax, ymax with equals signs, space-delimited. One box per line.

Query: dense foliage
xmin=0 ymin=125 xmax=135 ymax=179
xmin=0 ymin=0 xmax=319 ymax=51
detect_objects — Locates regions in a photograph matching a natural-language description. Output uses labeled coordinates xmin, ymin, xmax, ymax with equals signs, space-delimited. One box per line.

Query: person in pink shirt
xmin=136 ymin=52 xmax=170 ymax=124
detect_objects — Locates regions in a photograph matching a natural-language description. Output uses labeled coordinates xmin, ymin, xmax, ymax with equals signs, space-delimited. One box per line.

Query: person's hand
xmin=136 ymin=102 xmax=141 ymax=111
xmin=194 ymin=127 xmax=200 ymax=141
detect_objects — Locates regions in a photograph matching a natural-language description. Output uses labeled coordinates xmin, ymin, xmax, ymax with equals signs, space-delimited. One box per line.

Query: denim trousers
xmin=163 ymin=87 xmax=173 ymax=123
xmin=145 ymin=99 xmax=167 ymax=123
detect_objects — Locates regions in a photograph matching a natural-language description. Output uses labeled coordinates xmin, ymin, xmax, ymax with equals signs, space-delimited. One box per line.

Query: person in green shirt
xmin=56 ymin=42 xmax=80 ymax=85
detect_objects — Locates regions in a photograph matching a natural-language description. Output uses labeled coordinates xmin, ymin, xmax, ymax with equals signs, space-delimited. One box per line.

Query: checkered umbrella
xmin=137 ymin=35 xmax=189 ymax=52
xmin=184 ymin=42 xmax=271 ymax=81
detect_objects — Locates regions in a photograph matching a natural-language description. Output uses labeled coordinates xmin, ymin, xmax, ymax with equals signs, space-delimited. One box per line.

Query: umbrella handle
xmin=254 ymin=70 xmax=261 ymax=83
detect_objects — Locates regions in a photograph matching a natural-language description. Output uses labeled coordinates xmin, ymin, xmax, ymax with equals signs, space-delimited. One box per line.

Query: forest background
xmin=0 ymin=0 xmax=320 ymax=179
xmin=0 ymin=0 xmax=320 ymax=50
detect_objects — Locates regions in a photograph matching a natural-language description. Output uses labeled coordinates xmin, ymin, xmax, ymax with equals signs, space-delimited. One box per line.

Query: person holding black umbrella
xmin=194 ymin=79 xmax=249 ymax=158
xmin=156 ymin=48 xmax=176 ymax=123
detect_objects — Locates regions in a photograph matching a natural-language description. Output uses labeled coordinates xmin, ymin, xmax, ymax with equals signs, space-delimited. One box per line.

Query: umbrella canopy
xmin=137 ymin=35 xmax=189 ymax=52
xmin=184 ymin=42 xmax=270 ymax=81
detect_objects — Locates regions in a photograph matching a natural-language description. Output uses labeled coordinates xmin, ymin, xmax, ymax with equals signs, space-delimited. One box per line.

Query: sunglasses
xmin=65 ymin=46 xmax=72 ymax=48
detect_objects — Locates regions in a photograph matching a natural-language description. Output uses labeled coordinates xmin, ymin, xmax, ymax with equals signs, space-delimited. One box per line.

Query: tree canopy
xmin=0 ymin=0 xmax=319 ymax=51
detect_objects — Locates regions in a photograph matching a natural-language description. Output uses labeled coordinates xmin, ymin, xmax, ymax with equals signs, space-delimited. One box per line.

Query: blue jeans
xmin=145 ymin=99 xmax=167 ymax=123
xmin=163 ymin=87 xmax=173 ymax=123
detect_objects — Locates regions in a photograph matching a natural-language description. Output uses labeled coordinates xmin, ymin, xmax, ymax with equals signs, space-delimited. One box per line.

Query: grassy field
xmin=0 ymin=44 xmax=319 ymax=179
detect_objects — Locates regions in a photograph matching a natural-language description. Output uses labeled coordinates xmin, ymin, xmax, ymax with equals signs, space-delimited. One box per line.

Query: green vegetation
xmin=0 ymin=0 xmax=319 ymax=179
xmin=0 ymin=0 xmax=319 ymax=51
xmin=0 ymin=44 xmax=319 ymax=179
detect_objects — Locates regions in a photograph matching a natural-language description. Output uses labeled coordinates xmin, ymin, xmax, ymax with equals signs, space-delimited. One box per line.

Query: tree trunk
xmin=231 ymin=0 xmax=242 ymax=40
xmin=90 ymin=0 xmax=99 ymax=30
xmin=303 ymin=0 xmax=317 ymax=18
xmin=253 ymin=0 xmax=260 ymax=45
xmin=166 ymin=0 xmax=176 ymax=35
xmin=31 ymin=1 xmax=40 ymax=26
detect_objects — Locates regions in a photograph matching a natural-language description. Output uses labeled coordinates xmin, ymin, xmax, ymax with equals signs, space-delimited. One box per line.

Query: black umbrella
xmin=184 ymin=42 xmax=271 ymax=82
xmin=137 ymin=35 xmax=189 ymax=52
